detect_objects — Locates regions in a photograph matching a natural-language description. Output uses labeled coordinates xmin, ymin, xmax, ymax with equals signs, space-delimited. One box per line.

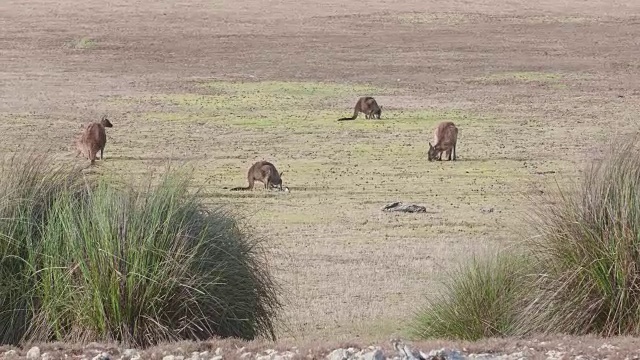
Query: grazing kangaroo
xmin=75 ymin=115 xmax=113 ymax=164
xmin=428 ymin=121 xmax=458 ymax=161
xmin=338 ymin=96 xmax=382 ymax=121
xmin=230 ymin=161 xmax=285 ymax=191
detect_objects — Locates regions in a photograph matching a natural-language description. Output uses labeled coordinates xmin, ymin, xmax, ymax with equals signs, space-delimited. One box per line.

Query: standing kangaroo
xmin=428 ymin=121 xmax=458 ymax=161
xmin=75 ymin=115 xmax=113 ymax=164
xmin=230 ymin=161 xmax=285 ymax=191
xmin=338 ymin=97 xmax=382 ymax=121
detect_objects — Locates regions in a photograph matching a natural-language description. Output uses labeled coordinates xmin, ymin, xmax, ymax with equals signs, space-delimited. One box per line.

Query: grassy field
xmin=2 ymin=0 xmax=640 ymax=343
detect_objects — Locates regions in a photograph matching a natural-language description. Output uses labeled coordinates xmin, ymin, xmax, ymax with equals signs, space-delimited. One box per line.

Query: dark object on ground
xmin=382 ymin=202 xmax=427 ymax=213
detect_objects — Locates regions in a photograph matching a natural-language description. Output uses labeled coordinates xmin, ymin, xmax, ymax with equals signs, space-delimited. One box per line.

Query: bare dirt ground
xmin=3 ymin=0 xmax=640 ymax=351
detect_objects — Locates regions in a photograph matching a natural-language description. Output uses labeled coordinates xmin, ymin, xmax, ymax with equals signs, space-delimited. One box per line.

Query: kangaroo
xmin=428 ymin=121 xmax=458 ymax=161
xmin=230 ymin=161 xmax=285 ymax=191
xmin=338 ymin=97 xmax=382 ymax=121
xmin=75 ymin=115 xmax=113 ymax=164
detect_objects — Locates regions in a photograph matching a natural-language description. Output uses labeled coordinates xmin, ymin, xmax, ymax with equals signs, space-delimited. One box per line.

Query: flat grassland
xmin=2 ymin=0 xmax=640 ymax=342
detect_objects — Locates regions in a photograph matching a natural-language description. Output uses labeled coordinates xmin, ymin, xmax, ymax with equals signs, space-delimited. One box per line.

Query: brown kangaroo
xmin=230 ymin=161 xmax=285 ymax=191
xmin=75 ymin=115 xmax=113 ymax=164
xmin=428 ymin=121 xmax=458 ymax=161
xmin=338 ymin=97 xmax=382 ymax=121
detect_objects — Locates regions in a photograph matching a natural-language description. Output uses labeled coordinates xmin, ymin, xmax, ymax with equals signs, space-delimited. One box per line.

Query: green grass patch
xmin=116 ymin=80 xmax=492 ymax=132
xmin=0 ymin=154 xmax=280 ymax=347
xmin=200 ymin=81 xmax=379 ymax=98
xmin=66 ymin=37 xmax=97 ymax=49
xmin=129 ymin=81 xmax=378 ymax=114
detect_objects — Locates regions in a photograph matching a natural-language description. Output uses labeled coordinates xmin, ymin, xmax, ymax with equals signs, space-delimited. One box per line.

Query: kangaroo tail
xmin=338 ymin=107 xmax=359 ymax=121
xmin=230 ymin=186 xmax=250 ymax=191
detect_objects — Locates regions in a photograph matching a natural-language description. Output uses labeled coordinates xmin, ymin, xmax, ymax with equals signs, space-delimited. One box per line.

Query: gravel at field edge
xmin=3 ymin=336 xmax=639 ymax=360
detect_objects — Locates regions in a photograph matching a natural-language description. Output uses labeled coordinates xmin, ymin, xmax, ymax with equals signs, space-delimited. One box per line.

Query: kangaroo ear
xmin=380 ymin=105 xmax=383 ymax=109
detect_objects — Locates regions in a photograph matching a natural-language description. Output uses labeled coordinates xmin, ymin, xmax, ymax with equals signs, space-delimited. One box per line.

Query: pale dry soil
xmin=2 ymin=0 xmax=640 ymax=349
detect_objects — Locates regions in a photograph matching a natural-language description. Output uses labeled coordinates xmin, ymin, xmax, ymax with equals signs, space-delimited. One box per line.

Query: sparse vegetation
xmin=414 ymin=139 xmax=640 ymax=340
xmin=0 ymin=154 xmax=280 ymax=347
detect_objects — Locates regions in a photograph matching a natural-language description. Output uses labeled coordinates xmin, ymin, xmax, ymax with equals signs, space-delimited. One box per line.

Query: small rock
xmin=361 ymin=349 xmax=384 ymax=360
xmin=427 ymin=348 xmax=465 ymax=360
xmin=277 ymin=351 xmax=297 ymax=360
xmin=215 ymin=348 xmax=223 ymax=356
xmin=211 ymin=356 xmax=223 ymax=360
xmin=92 ymin=353 xmax=111 ymax=360
xmin=190 ymin=352 xmax=200 ymax=360
xmin=598 ymin=344 xmax=618 ymax=351
xmin=3 ymin=350 xmax=17 ymax=358
xmin=42 ymin=353 xmax=53 ymax=360
xmin=198 ymin=351 xmax=209 ymax=358
xmin=382 ymin=202 xmax=427 ymax=213
xmin=328 ymin=349 xmax=348 ymax=360
xmin=256 ymin=356 xmax=271 ymax=360
xmin=544 ymin=350 xmax=565 ymax=360
xmin=26 ymin=346 xmax=40 ymax=360
xmin=163 ymin=356 xmax=175 ymax=360
xmin=240 ymin=353 xmax=252 ymax=359
xmin=121 ymin=349 xmax=138 ymax=360
xmin=481 ymin=206 xmax=495 ymax=213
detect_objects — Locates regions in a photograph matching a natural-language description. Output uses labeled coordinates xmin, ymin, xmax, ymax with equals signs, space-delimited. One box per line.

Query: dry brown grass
xmin=2 ymin=0 xmax=640 ymax=344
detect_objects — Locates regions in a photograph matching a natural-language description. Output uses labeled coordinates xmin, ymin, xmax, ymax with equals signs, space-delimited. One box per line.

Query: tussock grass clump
xmin=411 ymin=253 xmax=531 ymax=341
xmin=0 ymin=154 xmax=86 ymax=345
xmin=0 ymin=154 xmax=280 ymax=347
xmin=524 ymin=140 xmax=640 ymax=336
xmin=413 ymin=139 xmax=640 ymax=340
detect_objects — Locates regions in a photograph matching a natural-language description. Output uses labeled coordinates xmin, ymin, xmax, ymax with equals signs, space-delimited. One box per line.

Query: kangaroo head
xmin=427 ymin=142 xmax=438 ymax=162
xmin=275 ymin=173 xmax=284 ymax=190
xmin=100 ymin=115 xmax=113 ymax=128
xmin=268 ymin=171 xmax=284 ymax=190
xmin=374 ymin=106 xmax=382 ymax=119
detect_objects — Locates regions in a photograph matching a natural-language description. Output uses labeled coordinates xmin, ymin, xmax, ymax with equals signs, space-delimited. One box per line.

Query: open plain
xmin=3 ymin=0 xmax=640 ymax=350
